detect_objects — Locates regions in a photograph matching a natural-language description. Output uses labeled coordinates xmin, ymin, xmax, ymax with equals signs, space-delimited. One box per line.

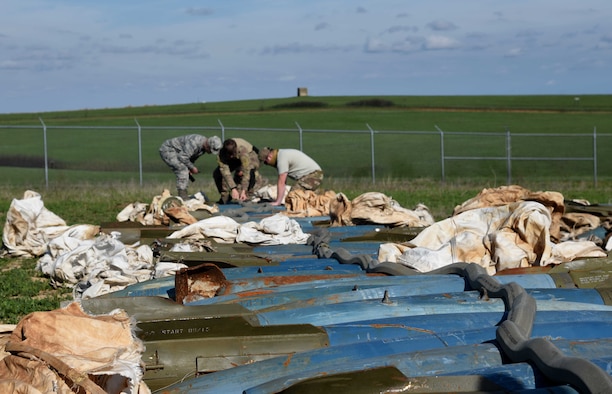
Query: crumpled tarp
xmin=378 ymin=186 xmax=607 ymax=274
xmin=2 ymin=190 xmax=74 ymax=258
xmin=116 ymin=189 xmax=218 ymax=226
xmin=251 ymin=184 xmax=291 ymax=204
xmin=284 ymin=189 xmax=337 ymax=217
xmin=3 ymin=191 xmax=313 ymax=300
xmin=329 ymin=191 xmax=435 ymax=228
xmin=35 ymin=230 xmax=177 ymax=300
xmin=167 ymin=213 xmax=310 ymax=245
xmin=0 ymin=302 xmax=149 ymax=394
xmin=452 ymin=184 xmax=565 ymax=241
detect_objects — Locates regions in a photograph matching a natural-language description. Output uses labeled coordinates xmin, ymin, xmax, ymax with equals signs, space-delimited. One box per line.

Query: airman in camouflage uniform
xmin=213 ymin=138 xmax=266 ymax=203
xmin=159 ymin=134 xmax=222 ymax=199
xmin=259 ymin=147 xmax=324 ymax=206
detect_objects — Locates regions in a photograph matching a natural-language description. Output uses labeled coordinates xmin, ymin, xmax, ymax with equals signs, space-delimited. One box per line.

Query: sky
xmin=1 ymin=1 xmax=611 ymax=114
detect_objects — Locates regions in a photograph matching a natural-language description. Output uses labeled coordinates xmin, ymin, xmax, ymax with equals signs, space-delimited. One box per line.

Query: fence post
xmin=366 ymin=124 xmax=376 ymax=184
xmin=134 ymin=119 xmax=143 ymax=186
xmin=506 ymin=128 xmax=512 ymax=185
xmin=295 ymin=122 xmax=303 ymax=151
xmin=38 ymin=117 xmax=49 ymax=188
xmin=217 ymin=119 xmax=225 ymax=141
xmin=435 ymin=125 xmax=445 ymax=183
xmin=593 ymin=126 xmax=598 ymax=187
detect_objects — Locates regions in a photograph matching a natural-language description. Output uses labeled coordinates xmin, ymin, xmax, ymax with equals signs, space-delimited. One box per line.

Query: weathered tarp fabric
xmin=378 ymin=186 xmax=606 ymax=274
xmin=330 ymin=192 xmax=435 ymax=228
xmin=452 ymin=185 xmax=565 ymax=241
xmin=4 ymin=186 xmax=608 ymax=298
xmin=251 ymin=184 xmax=291 ymax=204
xmin=4 ymin=191 xmax=311 ymax=299
xmin=116 ymin=189 xmax=218 ymax=226
xmin=0 ymin=302 xmax=149 ymax=394
xmin=36 ymin=212 xmax=309 ymax=298
xmin=2 ymin=191 xmax=74 ymax=258
xmin=283 ymin=189 xmax=337 ymax=217
xmin=36 ymin=230 xmax=167 ymax=299
xmin=167 ymin=213 xmax=310 ymax=245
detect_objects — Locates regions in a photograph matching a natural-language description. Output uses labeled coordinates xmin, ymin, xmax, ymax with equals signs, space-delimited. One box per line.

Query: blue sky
xmin=1 ymin=1 xmax=611 ymax=114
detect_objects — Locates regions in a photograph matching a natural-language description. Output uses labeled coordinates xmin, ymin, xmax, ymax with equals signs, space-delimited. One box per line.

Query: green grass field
xmin=1 ymin=94 xmax=612 ymax=188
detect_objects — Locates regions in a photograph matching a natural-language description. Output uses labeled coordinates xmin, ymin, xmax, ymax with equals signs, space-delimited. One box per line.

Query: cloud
xmin=516 ymin=29 xmax=542 ymax=39
xmin=364 ymin=35 xmax=424 ymax=53
xmin=427 ymin=20 xmax=458 ymax=31
xmin=386 ymin=25 xmax=419 ymax=34
xmin=601 ymin=33 xmax=612 ymax=43
xmin=0 ymin=60 xmax=23 ymax=70
xmin=89 ymin=38 xmax=210 ymax=62
xmin=0 ymin=49 xmax=78 ymax=72
xmin=504 ymin=47 xmax=522 ymax=57
xmin=493 ymin=11 xmax=506 ymax=22
xmin=356 ymin=7 xmax=367 ymax=14
xmin=315 ymin=22 xmax=330 ymax=31
xmin=186 ymin=8 xmax=214 ymax=16
xmin=595 ymin=34 xmax=612 ymax=49
xmin=394 ymin=36 xmax=425 ymax=52
xmin=277 ymin=74 xmax=296 ymax=82
xmin=260 ymin=42 xmax=353 ymax=55
xmin=364 ymin=38 xmax=387 ymax=53
xmin=366 ymin=33 xmax=463 ymax=53
xmin=423 ymin=35 xmax=459 ymax=50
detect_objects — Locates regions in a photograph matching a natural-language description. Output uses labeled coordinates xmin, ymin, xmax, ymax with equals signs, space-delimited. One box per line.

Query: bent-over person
xmin=213 ymin=137 xmax=265 ymax=204
xmin=259 ymin=147 xmax=323 ymax=206
xmin=159 ymin=134 xmax=222 ymax=199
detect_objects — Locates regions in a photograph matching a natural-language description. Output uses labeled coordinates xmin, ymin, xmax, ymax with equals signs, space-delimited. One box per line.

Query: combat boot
xmin=178 ymin=189 xmax=188 ymax=200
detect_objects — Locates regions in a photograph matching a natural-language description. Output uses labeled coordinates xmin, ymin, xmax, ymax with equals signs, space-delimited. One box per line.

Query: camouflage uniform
xmin=159 ymin=134 xmax=210 ymax=196
xmin=213 ymin=138 xmax=265 ymax=203
xmin=293 ymin=169 xmax=324 ymax=191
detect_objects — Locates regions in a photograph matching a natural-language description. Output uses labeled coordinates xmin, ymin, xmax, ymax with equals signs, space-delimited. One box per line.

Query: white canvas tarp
xmin=167 ymin=213 xmax=310 ymax=245
xmin=377 ymin=186 xmax=607 ymax=274
xmin=2 ymin=191 xmax=73 ymax=258
xmin=36 ymin=230 xmax=165 ymax=299
xmin=0 ymin=191 xmax=314 ymax=299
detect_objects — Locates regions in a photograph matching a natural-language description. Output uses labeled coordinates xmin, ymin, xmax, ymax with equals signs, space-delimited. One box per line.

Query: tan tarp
xmin=559 ymin=212 xmax=601 ymax=240
xmin=329 ymin=192 xmax=435 ymax=228
xmin=452 ymin=185 xmax=565 ymax=241
xmin=0 ymin=302 xmax=149 ymax=394
xmin=116 ymin=189 xmax=218 ymax=226
xmin=458 ymin=186 xmax=610 ymax=246
xmin=378 ymin=186 xmax=607 ymax=274
xmin=284 ymin=189 xmax=337 ymax=217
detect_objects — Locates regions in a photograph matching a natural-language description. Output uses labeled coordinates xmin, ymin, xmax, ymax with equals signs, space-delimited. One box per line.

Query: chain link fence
xmin=0 ymin=121 xmax=609 ymax=187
